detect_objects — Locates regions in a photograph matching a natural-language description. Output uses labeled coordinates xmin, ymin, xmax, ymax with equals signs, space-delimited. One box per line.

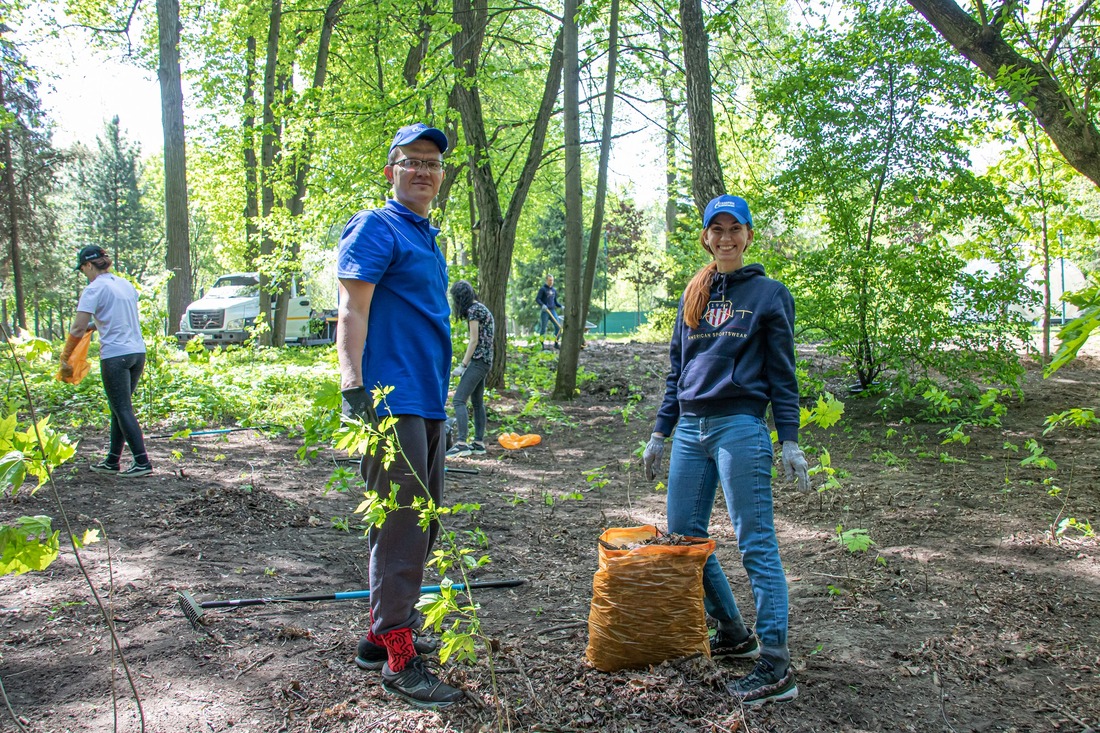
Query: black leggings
xmin=100 ymin=353 xmax=149 ymax=467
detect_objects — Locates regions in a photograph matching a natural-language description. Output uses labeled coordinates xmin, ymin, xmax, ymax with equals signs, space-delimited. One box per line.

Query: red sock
xmin=366 ymin=609 xmax=383 ymax=646
xmin=379 ymin=627 xmax=416 ymax=672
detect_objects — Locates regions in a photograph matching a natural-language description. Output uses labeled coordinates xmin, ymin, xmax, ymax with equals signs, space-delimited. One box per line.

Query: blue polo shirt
xmin=337 ymin=199 xmax=451 ymax=419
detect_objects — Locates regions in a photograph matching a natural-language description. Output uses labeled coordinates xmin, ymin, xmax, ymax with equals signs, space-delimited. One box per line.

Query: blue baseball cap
xmin=389 ymin=123 xmax=448 ymax=154
xmin=703 ymin=195 xmax=753 ymax=229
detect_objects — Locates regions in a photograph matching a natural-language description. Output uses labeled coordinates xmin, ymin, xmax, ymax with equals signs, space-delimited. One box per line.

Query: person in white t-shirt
xmin=61 ymin=245 xmax=152 ymax=478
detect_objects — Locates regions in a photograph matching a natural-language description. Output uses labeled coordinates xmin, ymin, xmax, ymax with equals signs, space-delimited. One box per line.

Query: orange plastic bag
xmin=585 ymin=525 xmax=715 ymax=672
xmin=497 ymin=432 xmax=541 ymax=449
xmin=55 ymin=331 xmax=93 ymax=385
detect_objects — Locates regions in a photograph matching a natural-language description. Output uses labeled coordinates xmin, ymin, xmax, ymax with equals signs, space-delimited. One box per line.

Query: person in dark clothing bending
xmin=642 ymin=194 xmax=810 ymax=707
xmin=535 ymin=274 xmax=562 ymax=347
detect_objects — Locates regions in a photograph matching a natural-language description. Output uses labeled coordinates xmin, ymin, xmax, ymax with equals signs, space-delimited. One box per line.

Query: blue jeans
xmin=666 ymin=413 xmax=790 ymax=670
xmin=538 ymin=308 xmax=560 ymax=337
xmin=452 ymin=359 xmax=489 ymax=443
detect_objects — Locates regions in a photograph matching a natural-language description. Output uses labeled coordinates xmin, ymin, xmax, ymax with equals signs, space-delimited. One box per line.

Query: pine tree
xmin=74 ymin=116 xmax=158 ymax=278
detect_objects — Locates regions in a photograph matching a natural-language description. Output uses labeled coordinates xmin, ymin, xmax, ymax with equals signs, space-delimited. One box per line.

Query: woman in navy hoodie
xmin=643 ymin=194 xmax=809 ymax=706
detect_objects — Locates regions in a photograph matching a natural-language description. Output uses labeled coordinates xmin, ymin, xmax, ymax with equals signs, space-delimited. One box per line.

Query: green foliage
xmin=1019 ymin=439 xmax=1057 ymax=470
xmin=70 ymin=116 xmax=161 ymax=279
xmin=1043 ymin=408 xmax=1099 ymax=434
xmin=835 ymin=525 xmax=875 ymax=553
xmin=762 ymin=0 xmax=1028 ymax=393
xmin=0 ymin=516 xmax=59 ymax=576
xmin=1047 ymin=278 xmax=1100 ymax=375
xmin=0 ymin=413 xmax=76 ymax=496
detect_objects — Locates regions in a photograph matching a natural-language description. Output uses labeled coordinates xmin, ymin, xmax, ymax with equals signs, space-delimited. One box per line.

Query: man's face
xmin=385 ymin=139 xmax=445 ymax=216
xmin=546 ymin=276 xmax=554 ymax=287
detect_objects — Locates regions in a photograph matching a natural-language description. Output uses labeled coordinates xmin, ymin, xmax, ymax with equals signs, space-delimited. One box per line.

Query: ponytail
xmin=682 ymin=262 xmax=718 ymax=328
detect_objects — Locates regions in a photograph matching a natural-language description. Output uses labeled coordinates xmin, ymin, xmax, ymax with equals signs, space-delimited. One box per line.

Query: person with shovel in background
xmin=535 ymin=273 xmax=562 ymax=348
xmin=61 ymin=245 xmax=153 ymax=478
xmin=446 ymin=280 xmax=494 ymax=458
xmin=335 ymin=122 xmax=464 ymax=709
xmin=642 ymin=194 xmax=810 ymax=706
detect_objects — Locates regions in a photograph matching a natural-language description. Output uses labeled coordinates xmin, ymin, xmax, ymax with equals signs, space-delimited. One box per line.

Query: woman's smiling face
xmin=702 ymin=212 xmax=753 ymax=272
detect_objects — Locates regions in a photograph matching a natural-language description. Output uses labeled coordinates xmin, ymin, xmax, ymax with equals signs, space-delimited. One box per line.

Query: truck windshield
xmin=206 ymin=276 xmax=260 ymax=298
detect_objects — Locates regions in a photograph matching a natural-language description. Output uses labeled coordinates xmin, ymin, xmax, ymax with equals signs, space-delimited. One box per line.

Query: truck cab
xmin=176 ymin=272 xmax=317 ymax=346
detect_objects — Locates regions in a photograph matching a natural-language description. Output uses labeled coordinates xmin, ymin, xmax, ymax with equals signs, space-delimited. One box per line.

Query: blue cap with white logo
xmin=703 ymin=195 xmax=753 ymax=229
xmin=389 ymin=123 xmax=449 ymax=154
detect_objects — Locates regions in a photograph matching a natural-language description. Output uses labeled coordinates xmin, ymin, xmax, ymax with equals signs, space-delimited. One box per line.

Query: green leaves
xmin=0 ymin=516 xmax=60 ymax=576
xmin=0 ymin=414 xmax=76 ymax=496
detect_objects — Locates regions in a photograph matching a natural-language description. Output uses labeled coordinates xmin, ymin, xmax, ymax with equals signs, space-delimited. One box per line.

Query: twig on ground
xmin=233 ymin=652 xmax=276 ymax=680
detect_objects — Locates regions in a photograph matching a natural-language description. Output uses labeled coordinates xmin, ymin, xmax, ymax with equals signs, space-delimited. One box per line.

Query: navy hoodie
xmin=654 ymin=263 xmax=800 ymax=444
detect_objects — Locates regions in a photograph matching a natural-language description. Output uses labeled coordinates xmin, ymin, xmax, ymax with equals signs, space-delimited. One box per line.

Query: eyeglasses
xmin=390 ymin=158 xmax=444 ymax=173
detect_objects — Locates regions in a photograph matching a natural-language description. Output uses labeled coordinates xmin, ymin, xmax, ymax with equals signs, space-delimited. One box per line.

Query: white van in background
xmin=176 ymin=272 xmax=334 ymax=346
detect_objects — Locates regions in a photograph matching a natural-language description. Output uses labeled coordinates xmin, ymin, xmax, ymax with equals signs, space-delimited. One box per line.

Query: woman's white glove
xmin=451 ymin=364 xmax=467 ymax=378
xmin=781 ymin=442 xmax=810 ymax=492
xmin=643 ymin=434 xmax=666 ymax=481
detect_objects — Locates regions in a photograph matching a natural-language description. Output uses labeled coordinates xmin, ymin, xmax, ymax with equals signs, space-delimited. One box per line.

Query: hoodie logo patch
xmin=704 ymin=300 xmax=734 ymax=328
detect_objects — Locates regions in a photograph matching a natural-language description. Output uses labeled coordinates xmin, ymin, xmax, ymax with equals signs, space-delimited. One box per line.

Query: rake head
xmin=178 ymin=591 xmax=206 ymax=629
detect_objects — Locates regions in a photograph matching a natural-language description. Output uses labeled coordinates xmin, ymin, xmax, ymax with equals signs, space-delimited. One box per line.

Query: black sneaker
xmin=90 ymin=460 xmax=119 ymax=475
xmin=710 ymin=628 xmax=761 ymax=660
xmin=727 ymin=658 xmax=798 ymax=706
xmin=355 ymin=635 xmax=439 ymax=671
xmin=469 ymin=441 xmax=486 ymax=455
xmin=119 ymin=462 xmax=152 ymax=478
xmin=381 ymin=656 xmax=464 ymax=709
xmin=446 ymin=442 xmax=471 ymax=458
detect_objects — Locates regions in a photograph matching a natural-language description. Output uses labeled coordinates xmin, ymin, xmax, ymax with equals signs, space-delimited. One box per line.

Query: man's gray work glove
xmin=341 ymin=386 xmax=378 ymax=423
xmin=642 ymin=434 xmax=666 ymax=481
xmin=781 ymin=441 xmax=810 ymax=492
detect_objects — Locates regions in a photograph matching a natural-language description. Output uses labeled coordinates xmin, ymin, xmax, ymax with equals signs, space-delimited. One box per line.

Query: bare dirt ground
xmin=2 ymin=341 xmax=1098 ymax=733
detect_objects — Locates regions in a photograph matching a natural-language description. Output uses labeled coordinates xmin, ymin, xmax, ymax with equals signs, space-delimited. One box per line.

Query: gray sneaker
xmin=727 ymin=658 xmax=798 ymax=706
xmin=119 ymin=462 xmax=152 ymax=478
xmin=469 ymin=441 xmax=486 ymax=455
xmin=446 ymin=442 xmax=471 ymax=458
xmin=710 ymin=628 xmax=761 ymax=660
xmin=90 ymin=460 xmax=119 ymax=475
xmin=381 ymin=657 xmax=464 ymax=709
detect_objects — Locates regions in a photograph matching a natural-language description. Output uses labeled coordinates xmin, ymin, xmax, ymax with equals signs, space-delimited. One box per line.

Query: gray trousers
xmin=452 ymin=358 xmax=489 ymax=443
xmin=360 ymin=415 xmax=445 ymax=635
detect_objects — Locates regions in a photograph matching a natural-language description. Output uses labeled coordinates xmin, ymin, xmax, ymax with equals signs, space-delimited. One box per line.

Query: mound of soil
xmin=1 ymin=341 xmax=1097 ymax=732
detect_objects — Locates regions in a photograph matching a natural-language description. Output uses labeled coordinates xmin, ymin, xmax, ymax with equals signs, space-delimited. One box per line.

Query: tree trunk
xmin=158 ymin=0 xmax=193 ymax=337
xmin=273 ymin=0 xmax=343 ymax=344
xmin=658 ymin=24 xmax=679 ymax=238
xmin=906 ymin=0 xmax=1100 ymax=188
xmin=258 ymin=0 xmax=282 ymax=346
xmin=0 ymin=72 xmax=26 ymax=332
xmin=452 ymin=0 xmax=564 ymax=388
xmin=557 ymin=0 xmax=583 ymax=399
xmin=679 ymin=0 xmax=725 ymax=213
xmin=243 ymin=36 xmax=259 ymax=264
xmin=555 ymin=0 xmax=619 ymax=399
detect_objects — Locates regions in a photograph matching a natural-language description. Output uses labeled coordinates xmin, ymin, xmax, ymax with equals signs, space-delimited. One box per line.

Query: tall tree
xmin=679 ymin=0 xmax=724 ymax=212
xmin=158 ymin=0 xmax=193 ymax=337
xmin=452 ymin=0 xmax=565 ymax=388
xmin=256 ymin=0 xmax=282 ymax=345
xmin=764 ymin=0 xmax=1027 ymax=389
xmin=906 ymin=0 xmax=1100 ymax=187
xmin=75 ymin=117 xmax=157 ymax=277
xmin=0 ymin=39 xmax=64 ymax=337
xmin=271 ymin=0 xmax=344 ymax=345
xmin=555 ymin=0 xmax=621 ymax=399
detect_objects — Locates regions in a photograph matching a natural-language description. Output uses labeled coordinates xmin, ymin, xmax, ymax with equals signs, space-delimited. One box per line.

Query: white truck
xmin=176 ymin=272 xmax=335 ymax=346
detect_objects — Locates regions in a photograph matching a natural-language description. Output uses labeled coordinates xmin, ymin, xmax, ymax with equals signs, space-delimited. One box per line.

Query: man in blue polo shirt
xmin=336 ymin=122 xmax=463 ymax=709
